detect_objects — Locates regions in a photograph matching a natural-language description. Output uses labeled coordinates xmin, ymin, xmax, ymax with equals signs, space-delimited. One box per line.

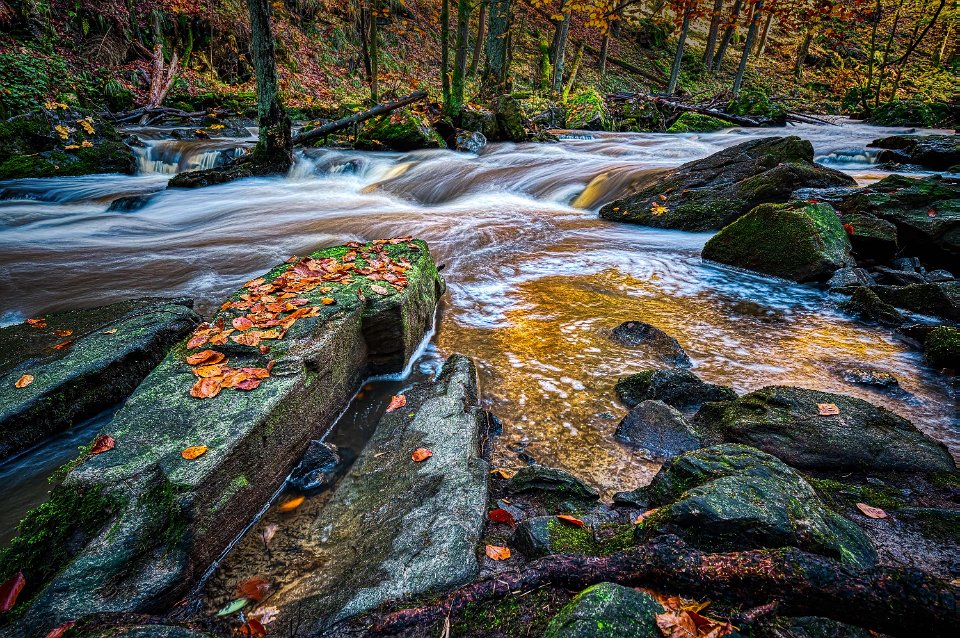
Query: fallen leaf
xmin=52 ymin=339 xmax=73 ymax=350
xmin=490 ymin=468 xmax=517 ymax=479
xmin=261 ymin=523 xmax=279 ymax=547
xmin=817 ymin=403 xmax=840 ymax=416
xmin=42 ymin=621 xmax=77 ymax=638
xmin=186 ymin=350 xmax=225 ymax=365
xmin=370 ymin=284 xmax=390 ymax=295
xmin=556 ymin=514 xmax=585 ymax=527
xmin=856 ymin=502 xmax=888 ymax=519
xmin=259 ymin=345 xmax=271 ymax=354
xmin=412 ymin=448 xmax=433 ymax=462
xmin=634 ymin=508 xmax=659 ymax=524
xmin=235 ymin=378 xmax=262 ymax=391
xmin=386 ymin=395 xmax=407 ymax=412
xmin=843 ymin=222 xmax=855 ymax=235
xmin=216 ymin=597 xmax=248 ymax=616
xmin=278 ymin=495 xmax=305 ymax=512
xmin=249 ymin=605 xmax=280 ymax=625
xmin=181 ymin=445 xmax=208 ymax=460
xmin=650 ymin=202 xmax=668 ymax=216
xmin=15 ymin=374 xmax=34 ymax=388
xmin=190 ymin=377 xmax=222 ymax=399
xmin=233 ymin=316 xmax=254 ymax=331
xmin=321 ymin=297 xmax=336 ymax=305
xmin=928 ymin=208 xmax=937 ymax=217
xmin=194 ymin=364 xmax=225 ymax=378
xmin=236 ymin=576 xmax=272 ymax=602
xmin=102 ymin=328 xmax=118 ymax=334
xmin=485 ymin=544 xmax=511 ymax=561
xmin=0 ymin=571 xmax=25 ymax=613
xmin=239 ymin=618 xmax=266 ymax=638
xmin=91 ymin=435 xmax=115 ymax=454
xmin=488 ymin=508 xmax=516 ymax=525
xmin=52 ymin=329 xmax=74 ymax=337
xmin=231 ymin=332 xmax=261 ymax=347
xmin=26 ymin=318 xmax=47 ymax=329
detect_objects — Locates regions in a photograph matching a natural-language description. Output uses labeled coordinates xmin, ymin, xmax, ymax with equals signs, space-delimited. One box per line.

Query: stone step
xmin=0 ymin=238 xmax=444 ymax=637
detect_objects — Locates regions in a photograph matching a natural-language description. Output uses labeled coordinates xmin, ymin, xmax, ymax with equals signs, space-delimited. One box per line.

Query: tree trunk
xmin=369 ymin=0 xmax=379 ymax=104
xmin=712 ymin=0 xmax=742 ymax=72
xmin=245 ymin=0 xmax=292 ymax=171
xmin=755 ymin=12 xmax=773 ymax=57
xmin=356 ymin=0 xmax=372 ymax=78
xmin=562 ymin=41 xmax=585 ymax=102
xmin=598 ymin=32 xmax=609 ymax=76
xmin=875 ymin=0 xmax=904 ymax=107
xmin=469 ymin=0 xmax=487 ymax=76
xmin=732 ymin=0 xmax=764 ymax=96
xmin=862 ymin=0 xmax=883 ymax=113
xmin=793 ymin=27 xmax=814 ymax=81
xmin=482 ymin=0 xmax=511 ymax=94
xmin=539 ymin=34 xmax=552 ymax=91
xmin=449 ymin=0 xmax=471 ymax=117
xmin=667 ymin=10 xmax=691 ymax=95
xmin=441 ymin=0 xmax=451 ymax=106
xmin=703 ymin=0 xmax=725 ymax=68
xmin=551 ymin=1 xmax=571 ymax=92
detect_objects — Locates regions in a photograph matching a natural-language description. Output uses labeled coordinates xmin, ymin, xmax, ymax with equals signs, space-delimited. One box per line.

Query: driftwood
xmin=786 ymin=110 xmax=842 ymax=126
xmin=365 ymin=537 xmax=957 ymax=638
xmin=107 ymin=106 xmax=230 ymax=124
xmin=610 ymin=91 xmax=762 ymax=127
xmin=292 ymin=90 xmax=429 ymax=147
xmin=140 ymin=44 xmax=179 ymax=125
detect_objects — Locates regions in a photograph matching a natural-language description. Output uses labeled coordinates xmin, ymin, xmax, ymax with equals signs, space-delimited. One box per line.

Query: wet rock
xmin=599 ymin=136 xmax=856 ymax=231
xmin=609 ymin=321 xmax=691 ymax=367
xmin=632 ymin=444 xmax=877 ymax=569
xmin=67 ymin=624 xmax=215 ymax=638
xmin=0 ymin=297 xmax=199 ymax=461
xmin=615 ymin=369 xmax=737 ymax=410
xmin=494 ymin=95 xmax=528 ymax=142
xmin=107 ymin=194 xmax=156 ymax=212
xmin=459 ymin=105 xmax=499 ymax=140
xmin=871 ymin=266 xmax=927 ymax=286
xmin=566 ymin=88 xmax=610 ymax=131
xmin=869 ymin=282 xmax=960 ymax=320
xmin=868 ymin=134 xmax=960 ymax=171
xmin=542 ymin=582 xmax=664 ymax=638
xmin=1 ymin=240 xmax=444 ymax=636
xmin=615 ymin=400 xmax=701 ymax=458
xmin=827 ymin=267 xmax=875 ymax=291
xmin=774 ymin=616 xmax=875 ymax=638
xmin=262 ymin=354 xmax=489 ymax=631
xmin=838 ymin=288 xmax=905 ymax=326
xmin=666 ymin=112 xmax=728 ymax=133
xmin=355 ymin=111 xmax=445 ymax=151
xmin=839 ymin=367 xmax=900 ymax=390
xmin=924 ymin=326 xmax=960 ymax=369
xmin=891 ymin=256 xmax=922 ymax=272
xmin=839 ymin=213 xmax=899 ymax=261
xmin=0 ymin=109 xmax=136 ymax=178
xmin=507 ymin=465 xmax=600 ymax=500
xmin=289 ymin=440 xmax=341 ymax=492
xmin=453 ymin=129 xmax=486 ymax=153
xmin=926 ymin=269 xmax=955 ymax=283
xmin=692 ymin=386 xmax=957 ymax=473
xmin=702 ymin=202 xmax=853 ymax=282
xmin=512 ymin=516 xmax=633 ymax=559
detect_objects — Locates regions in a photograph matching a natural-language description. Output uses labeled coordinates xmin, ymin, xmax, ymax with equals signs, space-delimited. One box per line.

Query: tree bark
xmin=369 ymin=0 xmax=379 ymax=104
xmin=539 ymin=34 xmax=552 ymax=91
xmin=704 ymin=0 xmax=725 ymax=68
xmin=793 ymin=26 xmax=814 ymax=81
xmin=562 ymin=41 xmax=585 ymax=102
xmin=469 ymin=0 xmax=488 ymax=75
xmin=551 ymin=1 xmax=572 ymax=92
xmin=712 ymin=0 xmax=742 ymax=72
xmin=732 ymin=0 xmax=764 ymax=96
xmin=449 ymin=0 xmax=471 ymax=117
xmin=245 ymin=0 xmax=292 ymax=171
xmin=441 ymin=0 xmax=451 ymax=106
xmin=667 ymin=10 xmax=691 ymax=95
xmin=482 ymin=0 xmax=511 ymax=94
xmin=755 ymin=12 xmax=773 ymax=57
xmin=598 ymin=32 xmax=610 ymax=76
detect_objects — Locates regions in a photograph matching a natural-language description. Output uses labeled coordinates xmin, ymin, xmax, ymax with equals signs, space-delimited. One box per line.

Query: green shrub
xmin=727 ymin=88 xmax=785 ymax=119
xmin=869 ymin=99 xmax=950 ymax=128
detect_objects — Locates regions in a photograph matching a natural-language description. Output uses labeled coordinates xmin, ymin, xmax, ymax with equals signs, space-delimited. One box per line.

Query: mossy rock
xmin=666 ymin=112 xmax=729 ymax=133
xmin=615 ymin=369 xmax=737 ymax=410
xmin=0 ymin=108 xmax=135 ymax=179
xmin=566 ymin=88 xmax=610 ymax=131
xmin=542 ymin=582 xmax=664 ymax=638
xmin=513 ymin=517 xmax=635 ymax=559
xmin=869 ymin=134 xmax=959 ymax=171
xmin=839 ymin=288 xmax=905 ymax=326
xmin=867 ymin=100 xmax=952 ymax=128
xmin=868 ymin=282 xmax=960 ymax=321
xmin=506 ymin=465 xmax=600 ymax=500
xmin=356 ymin=111 xmax=445 ymax=151
xmin=924 ymin=326 xmax=960 ymax=369
xmin=839 ymin=212 xmax=899 ymax=261
xmin=631 ymin=444 xmax=877 ymax=569
xmin=702 ymin=202 xmax=852 ymax=282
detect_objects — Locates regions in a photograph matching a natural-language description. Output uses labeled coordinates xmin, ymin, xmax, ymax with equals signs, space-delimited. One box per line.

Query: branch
xmin=292 ymin=90 xmax=429 ymax=147
xmin=880 ymin=0 xmax=947 ymax=69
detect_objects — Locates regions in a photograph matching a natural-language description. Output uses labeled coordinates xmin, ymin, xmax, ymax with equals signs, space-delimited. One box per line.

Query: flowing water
xmin=1 ymin=123 xmax=957 ymax=544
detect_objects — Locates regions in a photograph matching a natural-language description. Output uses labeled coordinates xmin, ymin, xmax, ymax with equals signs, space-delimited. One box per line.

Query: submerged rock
xmin=0 ymin=239 xmax=444 ymax=636
xmin=828 ymin=267 xmax=876 ymax=291
xmin=507 ymin=465 xmax=600 ymax=500
xmin=925 ymin=326 xmax=960 ymax=369
xmin=542 ymin=582 xmax=664 ymax=638
xmin=0 ymin=297 xmax=199 ymax=461
xmin=289 ymin=440 xmax=341 ymax=492
xmin=262 ymin=354 xmax=489 ymax=631
xmin=868 ymin=134 xmax=960 ymax=171
xmin=838 ymin=367 xmax=900 ymax=390
xmin=599 ymin=136 xmax=855 ymax=231
xmin=839 ymin=287 xmax=905 ymax=326
xmin=615 ymin=400 xmax=701 ymax=457
xmin=609 ymin=321 xmax=691 ymax=367
xmin=632 ymin=444 xmax=877 ymax=568
xmin=702 ymin=202 xmax=852 ymax=282
xmin=355 ymin=111 xmax=445 ymax=151
xmin=869 ymin=282 xmax=960 ymax=320
xmin=692 ymin=386 xmax=956 ymax=473
xmin=615 ymin=369 xmax=737 ymax=410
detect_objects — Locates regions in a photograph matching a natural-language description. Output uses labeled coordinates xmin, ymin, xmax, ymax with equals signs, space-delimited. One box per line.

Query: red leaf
xmin=556 ymin=514 xmax=585 ymax=527
xmin=43 ymin=621 xmax=76 ymax=638
xmin=411 ymin=448 xmax=433 ymax=462
xmin=488 ymin=508 xmax=516 ymax=525
xmin=0 ymin=571 xmax=25 ymax=613
xmin=91 ymin=435 xmax=115 ymax=454
xmin=236 ymin=576 xmax=272 ymax=602
xmin=386 ymin=395 xmax=406 ymax=412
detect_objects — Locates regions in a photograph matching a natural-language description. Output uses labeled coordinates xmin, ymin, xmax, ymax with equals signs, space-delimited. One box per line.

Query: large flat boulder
xmin=868 ymin=281 xmax=960 ymax=321
xmin=868 ymin=134 xmax=960 ymax=171
xmin=702 ymin=202 xmax=852 ymax=282
xmin=0 ymin=239 xmax=444 ymax=637
xmin=0 ymin=298 xmax=199 ymax=460
xmin=542 ymin=582 xmax=664 ymax=638
xmin=258 ymin=354 xmax=489 ymax=632
xmin=599 ymin=136 xmax=855 ymax=231
xmin=692 ymin=386 xmax=956 ymax=473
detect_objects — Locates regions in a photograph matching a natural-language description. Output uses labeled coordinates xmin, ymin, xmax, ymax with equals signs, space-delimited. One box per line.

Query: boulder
xmin=566 ymin=88 xmax=610 ymax=131
xmin=506 ymin=465 xmax=600 ymax=500
xmin=868 ymin=134 xmax=960 ymax=171
xmin=599 ymin=137 xmax=856 ymax=231
xmin=288 ymin=440 xmax=341 ymax=492
xmin=512 ymin=516 xmax=634 ymax=559
xmin=494 ymin=95 xmax=528 ymax=142
xmin=838 ymin=213 xmax=899 ymax=261
xmin=632 ymin=444 xmax=877 ymax=569
xmin=702 ymin=202 xmax=852 ymax=282
xmin=0 ymin=108 xmax=136 ymax=178
xmin=615 ymin=369 xmax=737 ymax=410
xmin=827 ymin=267 xmax=876 ymax=291
xmin=453 ymin=129 xmax=486 ymax=153
xmin=609 ymin=321 xmax=691 ymax=367
xmin=924 ymin=326 xmax=960 ymax=369
xmin=692 ymin=386 xmax=956 ymax=473
xmin=459 ymin=105 xmax=499 ymax=141
xmin=838 ymin=288 xmax=905 ymax=326
xmin=838 ymin=367 xmax=900 ymax=390
xmin=355 ymin=111 xmax=445 ymax=151
xmin=251 ymin=354 xmax=489 ymax=631
xmin=868 ymin=282 xmax=960 ymax=320
xmin=0 ymin=298 xmax=199 ymax=461
xmin=666 ymin=112 xmax=729 ymax=133
xmin=615 ymin=400 xmax=701 ymax=457
xmin=542 ymin=583 xmax=664 ymax=638
xmin=0 ymin=239 xmax=444 ymax=637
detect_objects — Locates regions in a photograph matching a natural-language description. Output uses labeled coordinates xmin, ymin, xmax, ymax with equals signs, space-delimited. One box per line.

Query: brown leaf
xmin=260 ymin=523 xmax=279 ymax=548
xmin=556 ymin=514 xmax=585 ymax=527
xmin=239 ymin=618 xmax=266 ymax=638
xmin=0 ymin=571 xmax=25 ymax=613
xmin=856 ymin=502 xmax=888 ymax=519
xmin=236 ymin=576 xmax=272 ymax=602
xmin=102 ymin=328 xmax=118 ymax=334
xmin=91 ymin=435 xmax=115 ymax=454
xmin=52 ymin=329 xmax=73 ymax=337
xmin=817 ymin=403 xmax=840 ymax=416
xmin=484 ymin=544 xmax=511 ymax=561
xmin=411 ymin=448 xmax=433 ymax=462
xmin=370 ymin=284 xmax=390 ymax=295
xmin=321 ymin=297 xmax=336 ymax=305
xmin=235 ymin=378 xmax=262 ymax=391
xmin=14 ymin=374 xmax=34 ymax=388
xmin=181 ymin=445 xmax=208 ymax=460
xmin=488 ymin=508 xmax=516 ymax=525
xmin=42 ymin=621 xmax=77 ymax=638
xmin=278 ymin=495 xmax=305 ymax=512
xmin=51 ymin=339 xmax=73 ymax=351
xmin=386 ymin=394 xmax=407 ymax=412
xmin=634 ymin=508 xmax=659 ymax=524
xmin=233 ymin=316 xmax=254 ymax=331
xmin=490 ymin=468 xmax=517 ymax=479
xmin=190 ymin=377 xmax=222 ymax=399
xmin=186 ymin=350 xmax=225 ymax=366
xmin=231 ymin=332 xmax=261 ymax=347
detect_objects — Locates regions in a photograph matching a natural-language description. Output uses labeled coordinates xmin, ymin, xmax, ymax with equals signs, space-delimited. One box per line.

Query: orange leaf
xmin=190 ymin=377 xmax=222 ymax=399
xmin=231 ymin=332 xmax=261 ymax=347
xmin=488 ymin=508 xmax=516 ymax=525
xmin=181 ymin=445 xmax=208 ymax=460
xmin=53 ymin=329 xmax=73 ymax=337
xmin=239 ymin=618 xmax=266 ymax=638
xmin=386 ymin=395 xmax=407 ymax=412
xmin=42 ymin=621 xmax=77 ymax=638
xmin=236 ymin=576 xmax=272 ymax=602
xmin=634 ymin=508 xmax=659 ymax=524
xmin=91 ymin=435 xmax=115 ymax=454
xmin=52 ymin=339 xmax=73 ymax=351
xmin=321 ymin=297 xmax=335 ymax=305
xmin=856 ymin=502 xmax=888 ymax=519
xmin=278 ymin=495 xmax=305 ymax=512
xmin=817 ymin=403 xmax=840 ymax=416
xmin=186 ymin=350 xmax=225 ymax=365
xmin=490 ymin=468 xmax=517 ymax=479
xmin=194 ymin=364 xmax=225 ymax=378
xmin=26 ymin=318 xmax=47 ymax=329
xmin=556 ymin=514 xmax=585 ymax=527
xmin=102 ymin=328 xmax=118 ymax=334
xmin=484 ymin=544 xmax=511 ymax=560
xmin=233 ymin=316 xmax=254 ymax=331
xmin=235 ymin=378 xmax=262 ymax=391
xmin=411 ymin=448 xmax=433 ymax=462
xmin=0 ymin=571 xmax=25 ymax=613
xmin=14 ymin=374 xmax=34 ymax=388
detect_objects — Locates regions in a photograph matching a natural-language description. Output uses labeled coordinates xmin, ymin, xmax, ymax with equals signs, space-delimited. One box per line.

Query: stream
xmin=0 ymin=122 xmax=957 ymax=549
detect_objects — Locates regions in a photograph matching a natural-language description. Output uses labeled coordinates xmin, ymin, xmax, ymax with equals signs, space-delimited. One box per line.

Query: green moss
xmin=667 ymin=112 xmax=729 ymax=133
xmin=137 ymin=477 xmax=188 ymax=552
xmin=924 ymin=326 xmax=960 ymax=369
xmin=566 ymin=88 xmax=610 ymax=130
xmin=546 ymin=520 xmax=635 ymax=556
xmin=451 ymin=589 xmax=563 ymax=636
xmin=809 ymin=477 xmax=905 ymax=510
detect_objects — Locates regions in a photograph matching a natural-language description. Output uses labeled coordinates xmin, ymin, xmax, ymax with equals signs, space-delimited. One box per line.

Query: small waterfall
xmin=134 ymin=139 xmax=253 ymax=174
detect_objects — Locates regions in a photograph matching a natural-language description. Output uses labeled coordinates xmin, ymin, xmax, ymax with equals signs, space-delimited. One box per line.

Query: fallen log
xmin=786 ymin=111 xmax=842 ymax=126
xmin=581 ymin=42 xmax=666 ymax=85
xmin=612 ymin=92 xmax=762 ymax=127
xmin=366 ymin=536 xmax=957 ymax=638
xmin=292 ymin=90 xmax=429 ymax=147
xmin=106 ymin=106 xmax=230 ymax=124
